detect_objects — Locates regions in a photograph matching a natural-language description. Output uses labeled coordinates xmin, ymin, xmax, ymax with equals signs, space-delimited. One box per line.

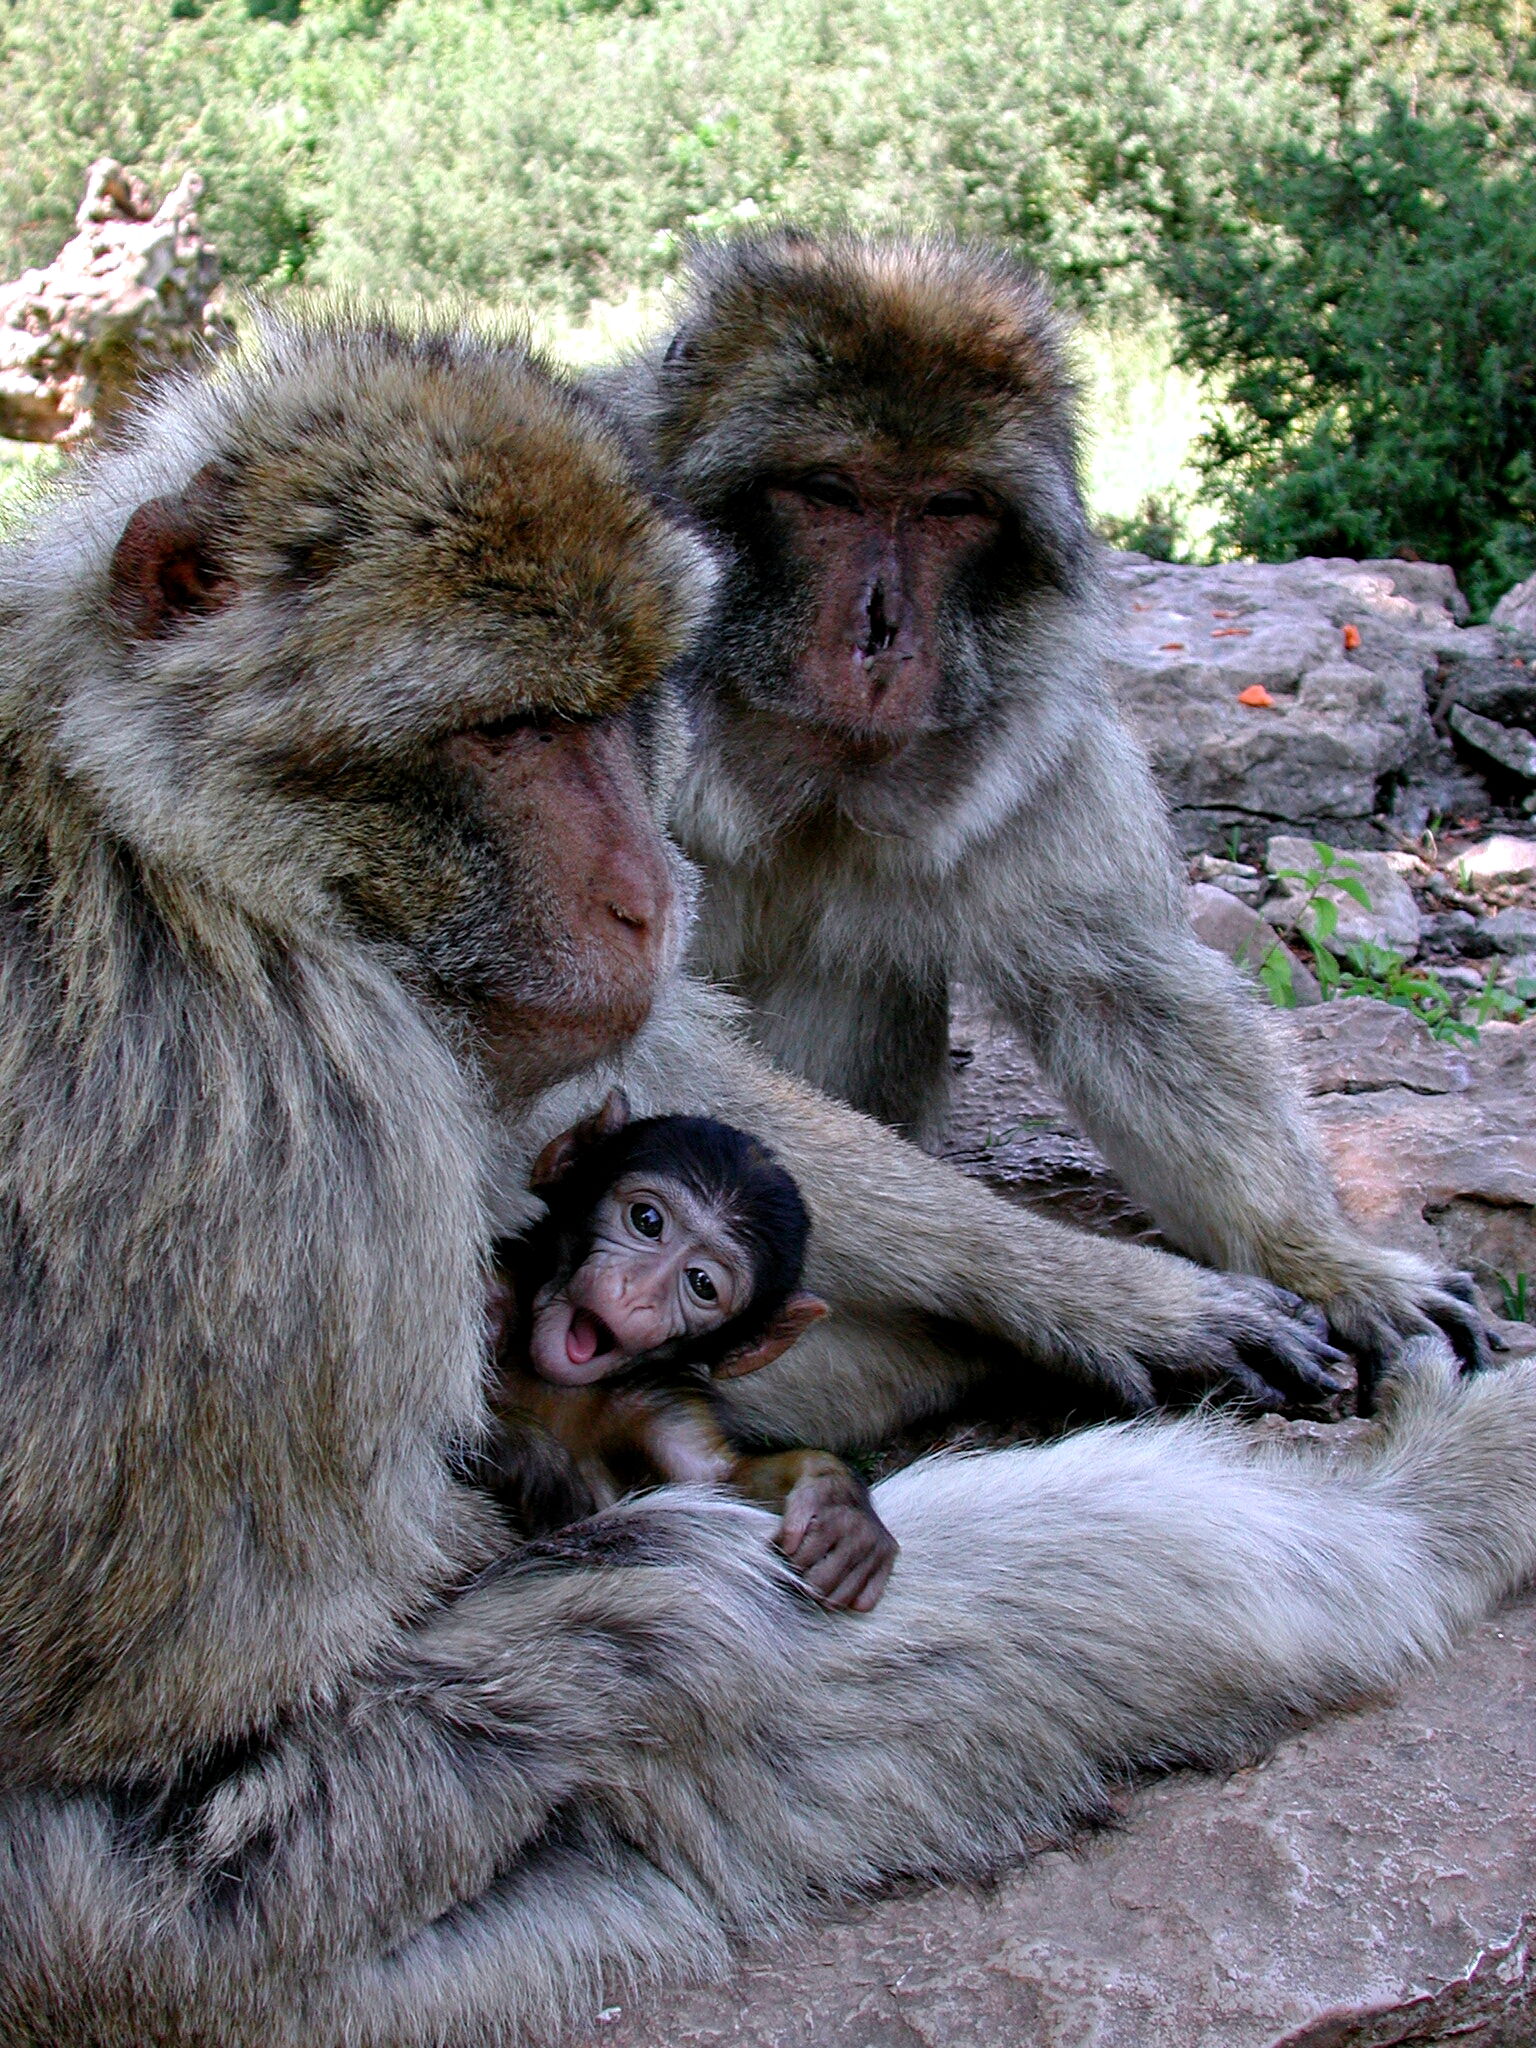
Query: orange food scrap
xmin=1159 ymin=641 xmax=1186 ymax=651
xmin=1237 ymin=684 xmax=1275 ymax=708
xmin=1342 ymin=623 xmax=1361 ymax=650
xmin=1211 ymin=626 xmax=1253 ymax=638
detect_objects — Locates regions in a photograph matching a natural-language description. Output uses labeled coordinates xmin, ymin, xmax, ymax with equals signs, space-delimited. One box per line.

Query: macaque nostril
xmin=862 ymin=582 xmax=898 ymax=659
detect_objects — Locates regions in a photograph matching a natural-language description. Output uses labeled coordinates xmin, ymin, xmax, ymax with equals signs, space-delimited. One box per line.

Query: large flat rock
xmin=573 ymin=1602 xmax=1536 ymax=2048
xmin=1103 ymin=554 xmax=1479 ymax=843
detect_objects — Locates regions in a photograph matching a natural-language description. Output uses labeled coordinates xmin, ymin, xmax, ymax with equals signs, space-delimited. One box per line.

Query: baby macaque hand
xmin=778 ymin=1468 xmax=898 ymax=1613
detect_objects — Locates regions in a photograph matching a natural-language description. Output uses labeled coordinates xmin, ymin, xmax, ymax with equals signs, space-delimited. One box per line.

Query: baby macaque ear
xmin=712 ymin=1293 xmax=829 ymax=1379
xmin=108 ymin=465 xmax=236 ymax=640
xmin=529 ymin=1087 xmax=632 ymax=1191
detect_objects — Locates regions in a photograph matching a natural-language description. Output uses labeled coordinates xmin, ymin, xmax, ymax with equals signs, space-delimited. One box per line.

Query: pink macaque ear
xmin=712 ymin=1292 xmax=829 ymax=1380
xmin=107 ymin=466 xmax=236 ymax=640
xmin=529 ymin=1087 xmax=632 ymax=1191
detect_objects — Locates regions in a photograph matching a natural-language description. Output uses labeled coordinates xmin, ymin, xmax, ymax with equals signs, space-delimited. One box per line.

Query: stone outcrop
xmin=1102 ymin=553 xmax=1536 ymax=847
xmin=0 ymin=159 xmax=227 ymax=446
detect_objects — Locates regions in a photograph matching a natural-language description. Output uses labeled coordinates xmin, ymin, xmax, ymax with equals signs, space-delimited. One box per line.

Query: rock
xmin=1433 ymin=639 xmax=1536 ymax=733
xmin=1500 ymin=952 xmax=1536 ymax=990
xmin=1449 ymin=704 xmax=1536 ymax=784
xmin=1421 ymin=907 xmax=1479 ymax=950
xmin=1484 ymin=907 xmax=1536 ymax=955
xmin=941 ymin=988 xmax=1535 ymax=1319
xmin=573 ymin=1598 xmax=1536 ymax=2048
xmin=1263 ymin=836 xmax=1422 ymax=958
xmin=1293 ymin=1006 xmax=1536 ymax=1294
xmin=1436 ymin=963 xmax=1487 ymax=992
xmin=1283 ymin=996 xmax=1476 ymax=1098
xmin=1491 ymin=565 xmax=1536 ymax=650
xmin=1457 ymin=835 xmax=1536 ymax=880
xmin=1190 ymin=853 xmax=1265 ymax=905
xmin=1187 ymin=882 xmax=1321 ymax=1004
xmin=1104 ymin=554 xmax=1458 ymax=839
xmin=0 ymin=158 xmax=228 ymax=446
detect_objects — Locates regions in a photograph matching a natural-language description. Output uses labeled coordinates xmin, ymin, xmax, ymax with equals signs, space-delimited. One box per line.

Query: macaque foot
xmin=778 ymin=1470 xmax=899 ymax=1612
xmin=1154 ymin=1273 xmax=1354 ymax=1414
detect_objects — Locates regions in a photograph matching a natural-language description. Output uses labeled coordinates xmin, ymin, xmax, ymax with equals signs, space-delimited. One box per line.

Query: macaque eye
xmin=794 ymin=473 xmax=861 ymax=513
xmin=685 ymin=1267 xmax=718 ymax=1303
xmin=629 ymin=1201 xmax=664 ymax=1239
xmin=923 ymin=488 xmax=993 ymax=519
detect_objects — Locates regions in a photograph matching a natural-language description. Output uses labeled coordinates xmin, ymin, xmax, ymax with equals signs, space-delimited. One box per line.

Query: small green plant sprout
xmin=1255 ymin=941 xmax=1297 ymax=1008
xmin=1226 ymin=825 xmax=1244 ymax=863
xmin=1470 ymin=968 xmax=1536 ymax=1031
xmin=1269 ymin=842 xmax=1372 ymax=998
xmin=1333 ymin=941 xmax=1477 ymax=1044
xmin=1497 ymin=1272 xmax=1531 ymax=1323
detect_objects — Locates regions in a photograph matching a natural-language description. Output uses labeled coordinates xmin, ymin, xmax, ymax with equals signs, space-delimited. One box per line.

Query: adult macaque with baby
xmin=0 ymin=310 xmax=1534 ymax=2048
xmin=595 ymin=230 xmax=1489 ymax=1409
xmin=482 ymin=1088 xmax=898 ymax=1611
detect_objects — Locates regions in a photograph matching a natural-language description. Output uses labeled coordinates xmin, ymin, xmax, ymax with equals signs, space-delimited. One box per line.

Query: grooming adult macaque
xmin=596 ymin=231 xmax=1488 ymax=1396
xmin=482 ymin=1088 xmax=898 ymax=1611
xmin=3 ymin=320 xmax=1536 ymax=2048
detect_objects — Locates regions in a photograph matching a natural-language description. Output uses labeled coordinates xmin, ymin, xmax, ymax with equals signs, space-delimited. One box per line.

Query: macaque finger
xmin=851 ymin=1552 xmax=897 ymax=1611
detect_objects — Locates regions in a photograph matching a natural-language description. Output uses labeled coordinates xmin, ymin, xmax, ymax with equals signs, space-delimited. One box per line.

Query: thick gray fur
xmin=2 ymin=321 xmax=1535 ymax=2047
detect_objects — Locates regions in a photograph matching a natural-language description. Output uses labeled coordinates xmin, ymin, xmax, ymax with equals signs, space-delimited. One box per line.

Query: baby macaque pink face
xmin=529 ymin=1175 xmax=751 ymax=1385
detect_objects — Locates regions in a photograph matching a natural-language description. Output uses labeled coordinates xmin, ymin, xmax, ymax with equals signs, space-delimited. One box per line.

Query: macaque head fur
xmin=10 ymin=317 xmax=711 ymax=1099
xmin=524 ymin=1087 xmax=829 ymax=1383
xmin=634 ymin=233 xmax=1095 ymax=782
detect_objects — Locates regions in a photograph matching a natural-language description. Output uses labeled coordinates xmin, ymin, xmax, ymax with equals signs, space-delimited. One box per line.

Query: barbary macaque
xmin=2 ymin=318 xmax=1535 ymax=2048
xmin=594 ymin=230 xmax=1489 ymax=1399
xmin=482 ymin=1088 xmax=898 ymax=1611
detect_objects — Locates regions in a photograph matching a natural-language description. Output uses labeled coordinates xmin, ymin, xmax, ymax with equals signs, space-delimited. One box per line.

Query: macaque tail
xmin=8 ymin=1342 xmax=1536 ymax=2047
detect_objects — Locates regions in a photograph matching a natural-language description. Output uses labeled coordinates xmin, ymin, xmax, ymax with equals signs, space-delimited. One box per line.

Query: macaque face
xmin=528 ymin=1175 xmax=751 ymax=1385
xmin=762 ymin=466 xmax=1003 ymax=754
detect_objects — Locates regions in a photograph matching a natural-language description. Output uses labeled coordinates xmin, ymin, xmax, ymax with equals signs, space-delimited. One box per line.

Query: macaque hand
xmin=778 ymin=1469 xmax=899 ymax=1613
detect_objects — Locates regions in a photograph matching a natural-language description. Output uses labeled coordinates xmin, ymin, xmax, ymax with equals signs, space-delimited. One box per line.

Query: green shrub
xmin=1159 ymin=99 xmax=1536 ymax=615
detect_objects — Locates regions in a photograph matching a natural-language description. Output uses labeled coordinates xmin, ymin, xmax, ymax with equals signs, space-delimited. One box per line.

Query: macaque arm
xmin=961 ymin=714 xmax=1488 ymax=1381
xmin=549 ymin=977 xmax=1351 ymax=1425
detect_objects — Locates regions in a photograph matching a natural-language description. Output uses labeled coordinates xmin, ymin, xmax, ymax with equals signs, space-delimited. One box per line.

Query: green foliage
xmin=1 ymin=0 xmax=1531 ymax=602
xmin=1499 ymin=1271 xmax=1532 ymax=1322
xmin=1258 ymin=842 xmax=1506 ymax=1042
xmin=1159 ymin=96 xmax=1536 ymax=616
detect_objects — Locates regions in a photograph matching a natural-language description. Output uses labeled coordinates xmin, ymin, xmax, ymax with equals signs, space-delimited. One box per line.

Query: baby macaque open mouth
xmin=566 ymin=1307 xmax=617 ymax=1367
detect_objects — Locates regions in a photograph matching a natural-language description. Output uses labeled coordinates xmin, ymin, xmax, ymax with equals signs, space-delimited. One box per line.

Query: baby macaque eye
xmin=629 ymin=1202 xmax=664 ymax=1239
xmin=686 ymin=1267 xmax=718 ymax=1303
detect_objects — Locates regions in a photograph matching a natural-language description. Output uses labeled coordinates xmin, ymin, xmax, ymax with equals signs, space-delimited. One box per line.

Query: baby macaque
xmin=484 ymin=1090 xmax=899 ymax=1612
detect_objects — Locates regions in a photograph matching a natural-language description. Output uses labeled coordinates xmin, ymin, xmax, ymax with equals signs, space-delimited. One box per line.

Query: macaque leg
xmin=731 ymin=1447 xmax=900 ymax=1613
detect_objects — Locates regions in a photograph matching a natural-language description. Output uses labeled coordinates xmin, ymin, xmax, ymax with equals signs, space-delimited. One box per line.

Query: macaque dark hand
xmin=1165 ymin=1273 xmax=1353 ymax=1413
xmin=778 ymin=1469 xmax=899 ymax=1613
xmin=1331 ymin=1266 xmax=1499 ymax=1413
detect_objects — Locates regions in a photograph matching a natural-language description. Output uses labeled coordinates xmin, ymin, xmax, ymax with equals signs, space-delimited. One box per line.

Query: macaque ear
xmin=108 ymin=466 xmax=235 ymax=640
xmin=529 ymin=1086 xmax=632 ymax=1191
xmin=712 ymin=1292 xmax=829 ymax=1380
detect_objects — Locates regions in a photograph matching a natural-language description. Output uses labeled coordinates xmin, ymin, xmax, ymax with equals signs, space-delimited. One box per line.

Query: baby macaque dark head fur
xmin=519 ymin=1088 xmax=827 ymax=1386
